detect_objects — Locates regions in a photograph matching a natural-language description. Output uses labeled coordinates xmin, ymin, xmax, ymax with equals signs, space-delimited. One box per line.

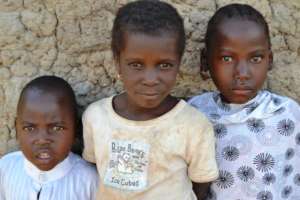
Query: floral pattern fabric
xmin=189 ymin=90 xmax=300 ymax=200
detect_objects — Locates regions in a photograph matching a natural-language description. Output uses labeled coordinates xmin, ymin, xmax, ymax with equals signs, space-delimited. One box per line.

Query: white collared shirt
xmin=0 ymin=151 xmax=98 ymax=200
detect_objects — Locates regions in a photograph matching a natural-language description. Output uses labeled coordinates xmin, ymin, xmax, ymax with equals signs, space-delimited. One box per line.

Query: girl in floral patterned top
xmin=189 ymin=3 xmax=300 ymax=200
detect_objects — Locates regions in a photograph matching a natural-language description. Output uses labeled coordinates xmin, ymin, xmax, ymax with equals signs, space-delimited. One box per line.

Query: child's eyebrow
xmin=252 ymin=48 xmax=269 ymax=52
xmin=219 ymin=47 xmax=269 ymax=52
xmin=125 ymin=58 xmax=177 ymax=63
xmin=158 ymin=58 xmax=178 ymax=63
xmin=19 ymin=120 xmax=67 ymax=125
xmin=50 ymin=121 xmax=66 ymax=125
xmin=218 ymin=47 xmax=235 ymax=51
xmin=20 ymin=121 xmax=35 ymax=125
xmin=124 ymin=58 xmax=142 ymax=62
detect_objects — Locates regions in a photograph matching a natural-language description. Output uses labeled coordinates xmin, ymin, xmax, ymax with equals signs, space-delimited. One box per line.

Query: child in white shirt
xmin=0 ymin=76 xmax=98 ymax=200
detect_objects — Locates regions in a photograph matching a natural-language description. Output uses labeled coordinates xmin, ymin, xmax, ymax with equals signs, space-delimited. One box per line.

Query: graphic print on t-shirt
xmin=104 ymin=139 xmax=150 ymax=191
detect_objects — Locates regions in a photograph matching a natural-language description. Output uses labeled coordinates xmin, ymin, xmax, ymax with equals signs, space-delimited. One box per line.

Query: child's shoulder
xmin=0 ymin=151 xmax=23 ymax=161
xmin=83 ymin=95 xmax=113 ymax=118
xmin=85 ymin=96 xmax=112 ymax=111
xmin=179 ymin=99 xmax=212 ymax=126
xmin=269 ymin=91 xmax=299 ymax=108
xmin=188 ymin=91 xmax=215 ymax=103
xmin=0 ymin=151 xmax=23 ymax=168
xmin=269 ymin=91 xmax=300 ymax=114
xmin=69 ymin=153 xmax=98 ymax=177
xmin=187 ymin=91 xmax=216 ymax=108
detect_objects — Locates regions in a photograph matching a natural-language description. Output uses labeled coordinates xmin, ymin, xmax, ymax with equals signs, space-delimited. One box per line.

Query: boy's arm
xmin=192 ymin=182 xmax=210 ymax=200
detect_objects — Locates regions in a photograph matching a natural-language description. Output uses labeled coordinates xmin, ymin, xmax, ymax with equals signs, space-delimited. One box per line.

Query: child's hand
xmin=192 ymin=182 xmax=210 ymax=200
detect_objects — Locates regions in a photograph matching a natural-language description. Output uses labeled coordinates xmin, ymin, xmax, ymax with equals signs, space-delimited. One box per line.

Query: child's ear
xmin=200 ymin=48 xmax=210 ymax=80
xmin=115 ymin=58 xmax=122 ymax=80
xmin=15 ymin=118 xmax=18 ymax=140
xmin=268 ymin=51 xmax=274 ymax=71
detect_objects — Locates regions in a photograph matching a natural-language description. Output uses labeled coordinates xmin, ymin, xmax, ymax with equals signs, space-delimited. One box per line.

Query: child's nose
xmin=143 ymin=68 xmax=159 ymax=86
xmin=235 ymin=60 xmax=250 ymax=80
xmin=34 ymin=138 xmax=51 ymax=146
xmin=34 ymin=129 xmax=52 ymax=145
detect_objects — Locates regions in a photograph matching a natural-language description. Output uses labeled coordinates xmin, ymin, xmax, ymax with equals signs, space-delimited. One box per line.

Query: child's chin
xmin=137 ymin=99 xmax=162 ymax=109
xmin=223 ymin=92 xmax=256 ymax=104
xmin=225 ymin=96 xmax=253 ymax=104
xmin=34 ymin=160 xmax=57 ymax=171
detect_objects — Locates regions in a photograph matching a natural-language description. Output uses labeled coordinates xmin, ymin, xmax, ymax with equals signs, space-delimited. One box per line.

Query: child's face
xmin=207 ymin=19 xmax=272 ymax=104
xmin=117 ymin=32 xmax=180 ymax=109
xmin=16 ymin=90 xmax=75 ymax=171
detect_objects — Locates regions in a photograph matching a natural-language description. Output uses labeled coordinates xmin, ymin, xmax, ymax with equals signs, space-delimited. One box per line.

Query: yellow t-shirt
xmin=83 ymin=96 xmax=218 ymax=200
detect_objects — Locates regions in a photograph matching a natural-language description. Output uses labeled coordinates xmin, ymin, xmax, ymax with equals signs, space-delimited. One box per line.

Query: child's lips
xmin=142 ymin=93 xmax=159 ymax=97
xmin=232 ymin=89 xmax=252 ymax=96
xmin=138 ymin=92 xmax=160 ymax=99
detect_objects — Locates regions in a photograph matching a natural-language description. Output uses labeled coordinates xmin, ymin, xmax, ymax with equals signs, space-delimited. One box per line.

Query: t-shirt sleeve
xmin=186 ymin=113 xmax=219 ymax=183
xmin=82 ymin=109 xmax=96 ymax=163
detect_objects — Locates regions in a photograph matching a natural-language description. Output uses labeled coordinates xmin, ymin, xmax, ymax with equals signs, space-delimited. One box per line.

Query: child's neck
xmin=220 ymin=92 xmax=259 ymax=105
xmin=113 ymin=94 xmax=179 ymax=121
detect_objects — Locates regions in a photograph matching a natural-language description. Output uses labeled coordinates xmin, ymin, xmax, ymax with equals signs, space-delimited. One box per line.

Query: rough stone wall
xmin=0 ymin=0 xmax=299 ymax=155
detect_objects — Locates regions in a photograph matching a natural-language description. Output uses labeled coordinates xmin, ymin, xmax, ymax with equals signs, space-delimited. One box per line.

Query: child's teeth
xmin=39 ymin=152 xmax=50 ymax=159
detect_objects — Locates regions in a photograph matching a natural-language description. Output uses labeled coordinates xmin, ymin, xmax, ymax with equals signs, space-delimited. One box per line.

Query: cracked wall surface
xmin=0 ymin=0 xmax=300 ymax=155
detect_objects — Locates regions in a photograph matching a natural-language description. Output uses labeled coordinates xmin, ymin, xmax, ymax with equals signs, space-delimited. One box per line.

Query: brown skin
xmin=16 ymin=89 xmax=75 ymax=171
xmin=114 ymin=32 xmax=181 ymax=121
xmin=193 ymin=182 xmax=210 ymax=200
xmin=202 ymin=19 xmax=273 ymax=104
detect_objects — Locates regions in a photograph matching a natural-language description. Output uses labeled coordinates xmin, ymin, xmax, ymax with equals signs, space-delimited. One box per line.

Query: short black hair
xmin=17 ymin=76 xmax=83 ymax=154
xmin=205 ymin=3 xmax=270 ymax=52
xmin=17 ymin=76 xmax=77 ymax=117
xmin=111 ymin=0 xmax=185 ymax=60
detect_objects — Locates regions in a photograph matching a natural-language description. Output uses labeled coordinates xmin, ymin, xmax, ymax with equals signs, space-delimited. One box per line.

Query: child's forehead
xmin=214 ymin=19 xmax=268 ymax=45
xmin=19 ymin=88 xmax=71 ymax=113
xmin=125 ymin=31 xmax=179 ymax=48
xmin=125 ymin=31 xmax=176 ymax=43
xmin=123 ymin=31 xmax=177 ymax=44
xmin=217 ymin=19 xmax=265 ymax=35
xmin=23 ymin=88 xmax=64 ymax=101
xmin=121 ymin=31 xmax=180 ymax=58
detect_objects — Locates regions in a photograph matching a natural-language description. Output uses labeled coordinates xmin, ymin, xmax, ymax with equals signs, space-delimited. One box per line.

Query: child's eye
xmin=52 ymin=126 xmax=64 ymax=132
xmin=158 ymin=63 xmax=173 ymax=69
xmin=23 ymin=126 xmax=35 ymax=132
xmin=129 ymin=62 xmax=143 ymax=70
xmin=222 ymin=56 xmax=233 ymax=62
xmin=250 ymin=56 xmax=263 ymax=63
